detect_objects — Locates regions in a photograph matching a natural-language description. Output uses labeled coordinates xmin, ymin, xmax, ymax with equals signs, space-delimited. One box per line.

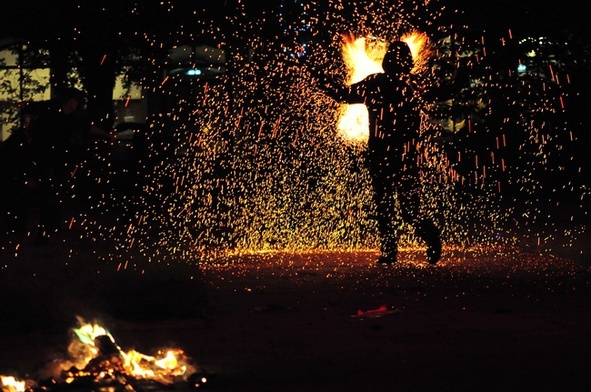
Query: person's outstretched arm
xmin=316 ymin=76 xmax=365 ymax=104
xmin=305 ymin=63 xmax=365 ymax=104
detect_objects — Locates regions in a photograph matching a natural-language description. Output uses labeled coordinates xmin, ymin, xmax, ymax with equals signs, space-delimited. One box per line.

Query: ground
xmin=1 ymin=227 xmax=590 ymax=391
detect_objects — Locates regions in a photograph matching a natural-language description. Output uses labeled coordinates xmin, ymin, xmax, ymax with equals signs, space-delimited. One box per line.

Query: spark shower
xmin=100 ymin=0 xmax=587 ymax=264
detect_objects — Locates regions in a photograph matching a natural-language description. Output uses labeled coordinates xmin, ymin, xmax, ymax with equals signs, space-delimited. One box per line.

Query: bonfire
xmin=1 ymin=317 xmax=208 ymax=392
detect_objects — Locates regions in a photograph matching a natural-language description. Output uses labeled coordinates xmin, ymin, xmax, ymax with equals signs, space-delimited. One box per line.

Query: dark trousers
xmin=37 ymin=178 xmax=61 ymax=235
xmin=368 ymin=160 xmax=439 ymax=258
xmin=30 ymin=164 xmax=63 ymax=237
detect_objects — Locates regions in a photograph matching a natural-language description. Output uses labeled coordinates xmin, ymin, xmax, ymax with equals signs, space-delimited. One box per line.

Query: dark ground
xmin=1 ymin=224 xmax=590 ymax=392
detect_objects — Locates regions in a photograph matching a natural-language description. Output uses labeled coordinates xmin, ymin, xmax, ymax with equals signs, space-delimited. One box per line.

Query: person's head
xmin=382 ymin=41 xmax=413 ymax=76
xmin=59 ymin=87 xmax=86 ymax=114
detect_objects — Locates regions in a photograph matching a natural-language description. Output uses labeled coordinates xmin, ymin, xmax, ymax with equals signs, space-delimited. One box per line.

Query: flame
xmin=120 ymin=349 xmax=188 ymax=380
xmin=73 ymin=320 xmax=113 ymax=346
xmin=67 ymin=319 xmax=117 ymax=369
xmin=154 ymin=350 xmax=185 ymax=372
xmin=341 ymin=35 xmax=386 ymax=84
xmin=401 ymin=31 xmax=431 ymax=74
xmin=338 ymin=35 xmax=387 ymax=143
xmin=65 ymin=318 xmax=192 ymax=384
xmin=0 ymin=376 xmax=25 ymax=392
xmin=337 ymin=31 xmax=430 ymax=143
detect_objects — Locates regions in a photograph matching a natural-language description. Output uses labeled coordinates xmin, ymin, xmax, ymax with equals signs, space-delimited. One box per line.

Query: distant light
xmin=517 ymin=64 xmax=527 ymax=73
xmin=186 ymin=69 xmax=202 ymax=76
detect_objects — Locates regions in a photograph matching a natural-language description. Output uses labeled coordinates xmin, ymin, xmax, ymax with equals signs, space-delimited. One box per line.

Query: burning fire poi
xmin=338 ymin=31 xmax=432 ymax=143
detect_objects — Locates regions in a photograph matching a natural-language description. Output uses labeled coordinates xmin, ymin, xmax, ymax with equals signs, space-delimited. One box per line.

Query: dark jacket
xmin=323 ymin=72 xmax=420 ymax=169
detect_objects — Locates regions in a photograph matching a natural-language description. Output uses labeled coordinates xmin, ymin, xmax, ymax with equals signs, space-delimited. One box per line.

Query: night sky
xmin=460 ymin=0 xmax=591 ymax=37
xmin=2 ymin=0 xmax=590 ymax=38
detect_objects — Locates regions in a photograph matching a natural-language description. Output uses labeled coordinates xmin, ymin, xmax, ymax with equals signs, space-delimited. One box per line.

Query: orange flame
xmin=401 ymin=31 xmax=431 ymax=74
xmin=1 ymin=376 xmax=26 ymax=392
xmin=338 ymin=35 xmax=387 ymax=143
xmin=341 ymin=34 xmax=386 ymax=84
xmin=65 ymin=319 xmax=193 ymax=384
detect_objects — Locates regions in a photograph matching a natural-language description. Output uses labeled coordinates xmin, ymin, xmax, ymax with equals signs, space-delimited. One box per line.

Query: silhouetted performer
xmin=319 ymin=41 xmax=441 ymax=264
xmin=20 ymin=87 xmax=112 ymax=240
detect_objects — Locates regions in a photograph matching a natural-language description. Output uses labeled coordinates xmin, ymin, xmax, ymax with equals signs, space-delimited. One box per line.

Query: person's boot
xmin=426 ymin=238 xmax=442 ymax=264
xmin=376 ymin=253 xmax=397 ymax=265
xmin=417 ymin=221 xmax=442 ymax=264
xmin=377 ymin=234 xmax=398 ymax=265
